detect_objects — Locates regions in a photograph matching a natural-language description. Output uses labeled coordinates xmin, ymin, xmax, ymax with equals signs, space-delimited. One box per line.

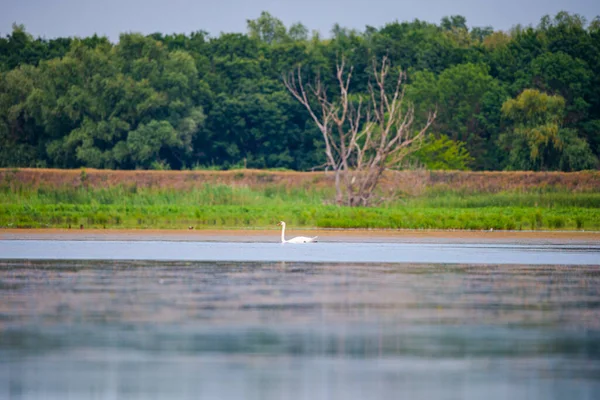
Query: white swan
xmin=278 ymin=221 xmax=317 ymax=244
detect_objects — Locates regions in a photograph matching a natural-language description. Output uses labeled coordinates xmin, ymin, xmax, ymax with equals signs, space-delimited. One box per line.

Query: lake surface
xmin=1 ymin=239 xmax=599 ymax=399
xmin=1 ymin=240 xmax=600 ymax=264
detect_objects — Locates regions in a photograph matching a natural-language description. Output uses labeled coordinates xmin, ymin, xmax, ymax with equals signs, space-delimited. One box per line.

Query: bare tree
xmin=283 ymin=56 xmax=436 ymax=206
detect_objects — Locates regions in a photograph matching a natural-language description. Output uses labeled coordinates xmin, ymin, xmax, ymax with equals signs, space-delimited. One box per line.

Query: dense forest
xmin=0 ymin=11 xmax=599 ymax=171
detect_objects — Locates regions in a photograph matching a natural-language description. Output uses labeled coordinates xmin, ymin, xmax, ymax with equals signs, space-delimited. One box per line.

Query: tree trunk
xmin=334 ymin=168 xmax=343 ymax=205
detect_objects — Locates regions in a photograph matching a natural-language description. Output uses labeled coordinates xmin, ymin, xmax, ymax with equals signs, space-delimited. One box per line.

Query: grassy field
xmin=1 ymin=168 xmax=599 ymax=231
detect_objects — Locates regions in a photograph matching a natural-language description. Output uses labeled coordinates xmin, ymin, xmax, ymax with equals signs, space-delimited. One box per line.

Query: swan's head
xmin=277 ymin=221 xmax=286 ymax=227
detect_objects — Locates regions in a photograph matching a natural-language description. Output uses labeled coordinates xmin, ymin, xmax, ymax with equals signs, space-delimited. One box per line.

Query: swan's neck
xmin=281 ymin=224 xmax=286 ymax=243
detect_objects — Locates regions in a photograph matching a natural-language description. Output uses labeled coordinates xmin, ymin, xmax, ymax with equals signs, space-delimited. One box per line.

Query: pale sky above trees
xmin=2 ymin=0 xmax=599 ymax=41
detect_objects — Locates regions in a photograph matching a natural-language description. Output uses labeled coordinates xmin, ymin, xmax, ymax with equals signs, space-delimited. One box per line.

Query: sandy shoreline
xmin=1 ymin=228 xmax=599 ymax=244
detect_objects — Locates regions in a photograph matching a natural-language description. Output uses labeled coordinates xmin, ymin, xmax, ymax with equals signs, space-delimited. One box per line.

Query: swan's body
xmin=278 ymin=221 xmax=317 ymax=244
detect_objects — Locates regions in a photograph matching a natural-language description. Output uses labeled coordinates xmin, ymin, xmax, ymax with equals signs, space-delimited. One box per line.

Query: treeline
xmin=0 ymin=11 xmax=599 ymax=171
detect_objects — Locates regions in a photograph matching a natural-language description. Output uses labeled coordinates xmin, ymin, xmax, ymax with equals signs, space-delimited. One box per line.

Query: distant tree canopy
xmin=1 ymin=12 xmax=599 ymax=171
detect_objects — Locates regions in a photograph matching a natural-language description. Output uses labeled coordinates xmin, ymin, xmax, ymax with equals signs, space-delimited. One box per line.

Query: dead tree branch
xmin=283 ymin=57 xmax=436 ymax=206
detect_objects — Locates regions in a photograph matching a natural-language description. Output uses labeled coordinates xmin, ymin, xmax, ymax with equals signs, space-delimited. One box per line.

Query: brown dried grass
xmin=2 ymin=168 xmax=599 ymax=194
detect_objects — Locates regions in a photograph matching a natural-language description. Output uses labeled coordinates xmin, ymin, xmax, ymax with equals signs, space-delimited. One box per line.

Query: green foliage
xmin=409 ymin=134 xmax=473 ymax=170
xmin=407 ymin=63 xmax=508 ymax=169
xmin=500 ymin=89 xmax=597 ymax=170
xmin=0 ymin=11 xmax=599 ymax=172
xmin=247 ymin=11 xmax=289 ymax=44
xmin=127 ymin=120 xmax=179 ymax=167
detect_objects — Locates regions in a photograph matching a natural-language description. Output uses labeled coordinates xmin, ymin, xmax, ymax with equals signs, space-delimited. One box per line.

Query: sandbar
xmin=1 ymin=228 xmax=599 ymax=245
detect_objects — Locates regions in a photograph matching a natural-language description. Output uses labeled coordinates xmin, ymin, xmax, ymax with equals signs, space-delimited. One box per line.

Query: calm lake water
xmin=1 ymin=240 xmax=599 ymax=399
xmin=1 ymin=240 xmax=600 ymax=264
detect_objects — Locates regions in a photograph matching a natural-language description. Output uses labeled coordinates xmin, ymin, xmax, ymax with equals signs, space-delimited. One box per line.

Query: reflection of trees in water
xmin=1 ymin=260 xmax=599 ymax=361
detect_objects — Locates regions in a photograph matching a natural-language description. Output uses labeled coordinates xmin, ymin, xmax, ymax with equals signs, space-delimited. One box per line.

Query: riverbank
xmin=2 ymin=228 xmax=599 ymax=245
xmin=2 ymin=168 xmax=600 ymax=231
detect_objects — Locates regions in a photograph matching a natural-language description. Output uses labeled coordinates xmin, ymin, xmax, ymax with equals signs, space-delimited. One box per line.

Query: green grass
xmin=402 ymin=190 xmax=600 ymax=208
xmin=1 ymin=182 xmax=599 ymax=231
